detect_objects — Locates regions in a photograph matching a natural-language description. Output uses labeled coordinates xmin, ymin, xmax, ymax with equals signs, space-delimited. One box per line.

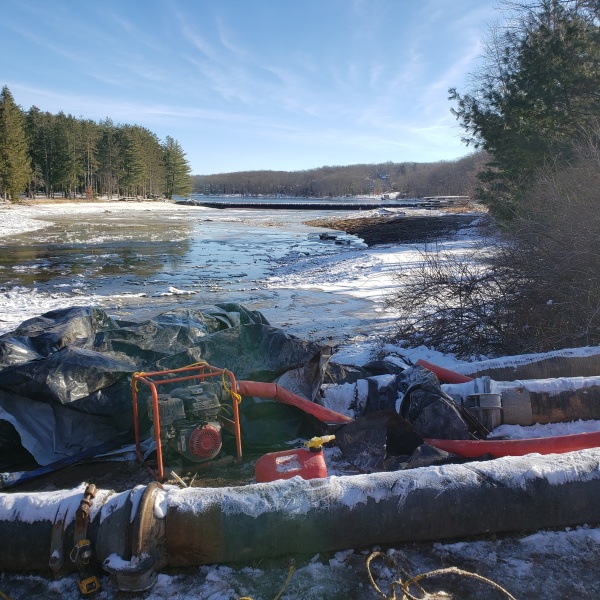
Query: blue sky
xmin=1 ymin=0 xmax=499 ymax=175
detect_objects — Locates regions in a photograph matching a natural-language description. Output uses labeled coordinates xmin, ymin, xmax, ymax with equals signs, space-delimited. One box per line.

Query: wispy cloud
xmin=7 ymin=81 xmax=263 ymax=126
xmin=2 ymin=20 xmax=89 ymax=67
xmin=215 ymin=16 xmax=251 ymax=61
xmin=2 ymin=0 xmax=496 ymax=171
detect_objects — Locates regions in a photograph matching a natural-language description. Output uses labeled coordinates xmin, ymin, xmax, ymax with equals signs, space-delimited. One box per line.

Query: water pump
xmin=148 ymin=382 xmax=224 ymax=462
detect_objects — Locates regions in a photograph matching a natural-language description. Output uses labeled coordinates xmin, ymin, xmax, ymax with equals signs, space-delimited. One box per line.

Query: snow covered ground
xmin=1 ymin=200 xmax=600 ymax=599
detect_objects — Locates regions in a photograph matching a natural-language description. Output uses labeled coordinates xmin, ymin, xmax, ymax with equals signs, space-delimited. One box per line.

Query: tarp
xmin=321 ymin=365 xmax=484 ymax=472
xmin=397 ymin=365 xmax=474 ymax=439
xmin=0 ymin=304 xmax=326 ymax=467
xmin=0 ymin=304 xmax=485 ymax=476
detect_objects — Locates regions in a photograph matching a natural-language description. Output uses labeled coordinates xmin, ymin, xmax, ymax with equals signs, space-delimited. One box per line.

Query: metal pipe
xmin=2 ymin=450 xmax=600 ymax=574
xmin=162 ymin=448 xmax=600 ymax=565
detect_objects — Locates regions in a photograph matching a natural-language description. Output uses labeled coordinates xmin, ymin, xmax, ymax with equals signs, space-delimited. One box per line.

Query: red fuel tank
xmin=255 ymin=448 xmax=328 ymax=483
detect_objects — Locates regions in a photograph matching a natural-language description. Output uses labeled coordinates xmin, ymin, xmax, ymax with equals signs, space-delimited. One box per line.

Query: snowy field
xmin=1 ymin=201 xmax=600 ymax=599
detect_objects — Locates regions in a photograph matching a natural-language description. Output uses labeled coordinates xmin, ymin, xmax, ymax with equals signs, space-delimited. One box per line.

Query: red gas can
xmin=255 ymin=448 xmax=327 ymax=483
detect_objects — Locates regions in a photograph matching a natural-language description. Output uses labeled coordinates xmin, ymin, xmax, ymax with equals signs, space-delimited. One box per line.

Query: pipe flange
xmin=131 ymin=481 xmax=167 ymax=570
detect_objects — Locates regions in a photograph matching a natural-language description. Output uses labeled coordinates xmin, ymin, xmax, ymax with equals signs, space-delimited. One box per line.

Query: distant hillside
xmin=191 ymin=152 xmax=487 ymax=198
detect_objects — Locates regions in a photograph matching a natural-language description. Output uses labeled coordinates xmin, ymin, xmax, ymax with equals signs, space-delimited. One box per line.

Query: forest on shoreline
xmin=191 ymin=152 xmax=486 ymax=199
xmin=1 ymin=79 xmax=485 ymax=202
xmin=0 ymin=86 xmax=192 ymax=201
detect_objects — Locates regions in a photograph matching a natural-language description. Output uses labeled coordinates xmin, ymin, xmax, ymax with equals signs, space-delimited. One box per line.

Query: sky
xmin=1 ymin=0 xmax=500 ymax=175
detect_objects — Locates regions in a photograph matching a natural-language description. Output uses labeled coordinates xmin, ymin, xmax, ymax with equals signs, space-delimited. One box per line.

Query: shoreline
xmin=305 ymin=212 xmax=485 ymax=246
xmin=0 ymin=200 xmax=203 ymax=239
xmin=0 ymin=199 xmax=483 ymax=244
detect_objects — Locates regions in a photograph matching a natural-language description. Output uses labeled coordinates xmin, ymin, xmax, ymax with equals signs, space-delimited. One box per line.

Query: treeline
xmin=0 ymin=85 xmax=192 ymax=201
xmin=192 ymin=152 xmax=486 ymax=198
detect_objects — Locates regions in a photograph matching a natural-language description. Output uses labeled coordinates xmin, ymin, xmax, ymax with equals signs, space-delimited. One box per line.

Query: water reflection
xmin=0 ymin=208 xmax=362 ymax=297
xmin=0 ymin=218 xmax=191 ymax=290
xmin=0 ymin=205 xmax=383 ymax=345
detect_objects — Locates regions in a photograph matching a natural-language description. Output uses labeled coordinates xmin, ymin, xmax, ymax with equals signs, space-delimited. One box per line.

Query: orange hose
xmin=416 ymin=359 xmax=474 ymax=384
xmin=237 ymin=380 xmax=352 ymax=424
xmin=426 ymin=430 xmax=600 ymax=458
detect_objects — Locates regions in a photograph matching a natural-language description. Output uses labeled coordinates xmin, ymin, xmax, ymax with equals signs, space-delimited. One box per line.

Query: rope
xmin=131 ymin=371 xmax=146 ymax=394
xmin=188 ymin=361 xmax=209 ymax=369
xmin=272 ymin=562 xmax=295 ymax=600
xmin=366 ymin=551 xmax=517 ymax=600
xmin=219 ymin=403 xmax=234 ymax=418
xmin=238 ymin=561 xmax=295 ymax=600
xmin=169 ymin=471 xmax=188 ymax=487
xmin=221 ymin=369 xmax=242 ymax=404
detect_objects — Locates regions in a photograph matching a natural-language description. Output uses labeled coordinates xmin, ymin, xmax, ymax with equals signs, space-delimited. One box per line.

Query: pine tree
xmin=97 ymin=118 xmax=120 ymax=199
xmin=449 ymin=0 xmax=600 ymax=218
xmin=136 ymin=126 xmax=165 ymax=198
xmin=0 ymin=86 xmax=31 ymax=201
xmin=80 ymin=119 xmax=99 ymax=197
xmin=26 ymin=108 xmax=65 ymax=198
xmin=118 ymin=125 xmax=145 ymax=197
xmin=56 ymin=113 xmax=83 ymax=198
xmin=163 ymin=136 xmax=192 ymax=199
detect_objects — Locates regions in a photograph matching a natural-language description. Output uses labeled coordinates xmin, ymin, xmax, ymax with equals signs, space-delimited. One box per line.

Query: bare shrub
xmin=386 ymin=135 xmax=600 ymax=358
xmin=384 ymin=238 xmax=522 ymax=359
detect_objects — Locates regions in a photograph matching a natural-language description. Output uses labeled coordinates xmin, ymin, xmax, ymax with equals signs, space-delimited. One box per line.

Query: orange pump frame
xmin=132 ymin=364 xmax=242 ymax=480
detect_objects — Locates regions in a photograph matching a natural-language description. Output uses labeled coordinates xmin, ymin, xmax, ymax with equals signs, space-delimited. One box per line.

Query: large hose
xmin=2 ymin=449 xmax=600 ymax=575
xmin=426 ymin=430 xmax=600 ymax=458
xmin=237 ymin=380 xmax=352 ymax=424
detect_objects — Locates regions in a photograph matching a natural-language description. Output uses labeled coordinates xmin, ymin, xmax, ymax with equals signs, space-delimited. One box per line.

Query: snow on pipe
xmin=413 ymin=353 xmax=600 ymax=425
xmin=2 ymin=450 xmax=600 ymax=574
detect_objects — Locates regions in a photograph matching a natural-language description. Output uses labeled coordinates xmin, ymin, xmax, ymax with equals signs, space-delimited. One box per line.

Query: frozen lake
xmin=0 ymin=201 xmax=410 ymax=356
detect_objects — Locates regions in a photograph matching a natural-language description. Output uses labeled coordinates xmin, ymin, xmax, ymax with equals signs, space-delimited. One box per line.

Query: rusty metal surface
xmin=131 ymin=482 xmax=167 ymax=569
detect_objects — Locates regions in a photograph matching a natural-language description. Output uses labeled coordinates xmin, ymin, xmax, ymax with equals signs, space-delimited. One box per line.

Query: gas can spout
xmin=305 ymin=435 xmax=336 ymax=451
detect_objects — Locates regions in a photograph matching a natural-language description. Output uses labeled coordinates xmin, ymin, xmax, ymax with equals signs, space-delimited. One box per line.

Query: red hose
xmin=426 ymin=430 xmax=600 ymax=458
xmin=416 ymin=359 xmax=474 ymax=384
xmin=237 ymin=380 xmax=352 ymax=424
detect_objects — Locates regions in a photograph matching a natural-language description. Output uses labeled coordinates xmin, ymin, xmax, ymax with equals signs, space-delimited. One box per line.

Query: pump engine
xmin=148 ymin=382 xmax=224 ymax=462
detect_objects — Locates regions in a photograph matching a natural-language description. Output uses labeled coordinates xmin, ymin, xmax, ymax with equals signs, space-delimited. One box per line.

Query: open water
xmin=0 ymin=201 xmax=394 ymax=352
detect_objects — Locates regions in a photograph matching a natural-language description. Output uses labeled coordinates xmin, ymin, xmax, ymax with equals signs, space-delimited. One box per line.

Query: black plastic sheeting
xmin=397 ymin=365 xmax=479 ymax=439
xmin=325 ymin=364 xmax=485 ymax=472
xmin=336 ymin=410 xmax=423 ymax=473
xmin=0 ymin=304 xmax=485 ymax=477
xmin=0 ymin=304 xmax=326 ymax=468
xmin=322 ymin=362 xmax=476 ymax=433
